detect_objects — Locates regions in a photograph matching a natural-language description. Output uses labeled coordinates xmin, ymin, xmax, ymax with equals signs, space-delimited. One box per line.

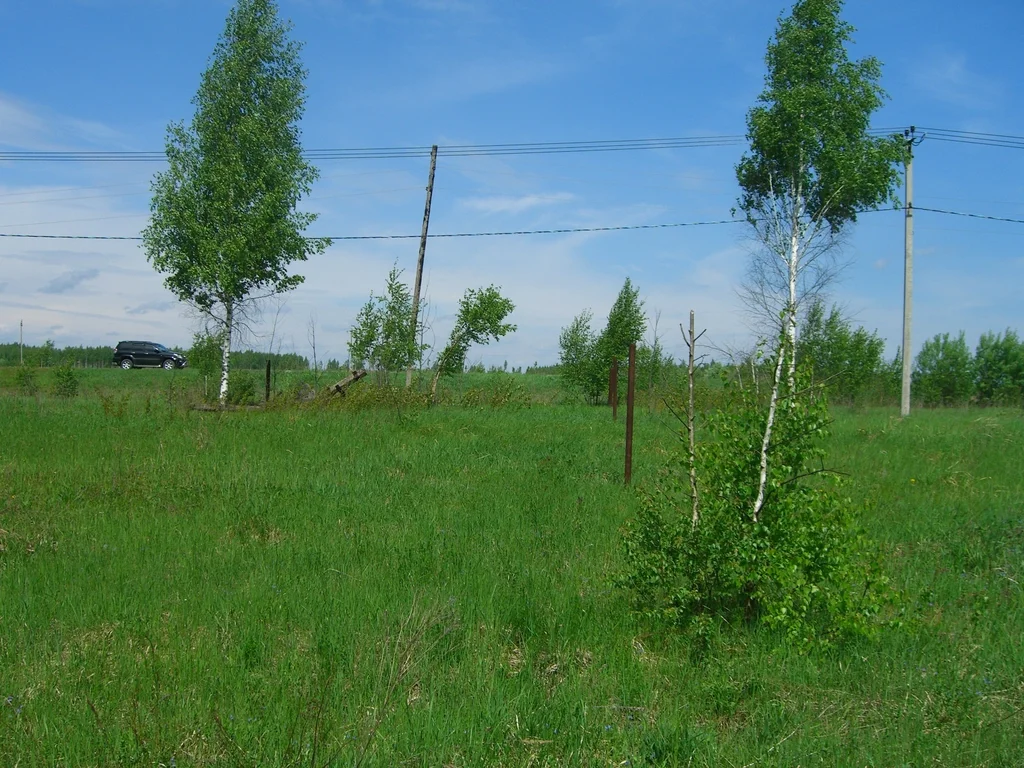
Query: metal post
xmin=625 ymin=343 xmax=636 ymax=484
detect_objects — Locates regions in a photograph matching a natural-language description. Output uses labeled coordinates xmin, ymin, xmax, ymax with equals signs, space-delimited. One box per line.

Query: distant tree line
xmin=0 ymin=341 xmax=122 ymax=368
xmin=0 ymin=340 xmax=309 ymax=371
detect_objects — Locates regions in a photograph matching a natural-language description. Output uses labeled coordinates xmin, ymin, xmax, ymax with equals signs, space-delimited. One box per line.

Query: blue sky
xmin=1 ymin=0 xmax=1021 ymax=367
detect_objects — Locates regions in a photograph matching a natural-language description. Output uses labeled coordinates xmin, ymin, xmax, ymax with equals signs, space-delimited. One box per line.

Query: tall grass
xmin=0 ymin=390 xmax=1021 ymax=765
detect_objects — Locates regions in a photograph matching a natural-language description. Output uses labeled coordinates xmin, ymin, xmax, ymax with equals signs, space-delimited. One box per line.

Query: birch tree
xmin=143 ymin=0 xmax=328 ymax=405
xmin=430 ymin=287 xmax=515 ymax=402
xmin=736 ymin=0 xmax=906 ymax=521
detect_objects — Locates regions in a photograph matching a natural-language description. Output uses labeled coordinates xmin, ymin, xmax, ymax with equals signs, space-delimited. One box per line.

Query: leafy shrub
xmin=975 ymin=329 xmax=1024 ymax=406
xmin=797 ymin=300 xmax=887 ymax=404
xmin=559 ymin=279 xmax=647 ymax=404
xmin=52 ymin=364 xmax=79 ymax=398
xmin=913 ymin=332 xmax=974 ymax=406
xmin=459 ymin=373 xmax=530 ymax=409
xmin=189 ymin=332 xmax=223 ymax=383
xmin=227 ymin=371 xmax=258 ymax=406
xmin=620 ymin=366 xmax=891 ymax=649
xmin=14 ymin=367 xmax=38 ymax=396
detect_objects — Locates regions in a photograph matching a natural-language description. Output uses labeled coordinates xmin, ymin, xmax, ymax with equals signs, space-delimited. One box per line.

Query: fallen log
xmin=330 ymin=368 xmax=367 ymax=396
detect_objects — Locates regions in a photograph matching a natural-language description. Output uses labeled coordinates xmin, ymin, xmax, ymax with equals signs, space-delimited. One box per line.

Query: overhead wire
xmin=1 ymin=206 xmax=1021 ymax=243
xmin=0 ymin=217 xmax=745 ymax=241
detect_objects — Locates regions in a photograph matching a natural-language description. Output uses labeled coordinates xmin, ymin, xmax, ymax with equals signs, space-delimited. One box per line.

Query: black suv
xmin=112 ymin=341 xmax=188 ymax=370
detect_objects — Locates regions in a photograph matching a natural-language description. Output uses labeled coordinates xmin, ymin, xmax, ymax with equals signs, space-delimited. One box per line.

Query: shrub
xmin=975 ymin=329 xmax=1024 ymax=406
xmin=15 ymin=366 xmax=38 ymax=396
xmin=620 ymin=365 xmax=891 ymax=649
xmin=913 ymin=332 xmax=974 ymax=407
xmin=227 ymin=371 xmax=258 ymax=406
xmin=52 ymin=364 xmax=79 ymax=398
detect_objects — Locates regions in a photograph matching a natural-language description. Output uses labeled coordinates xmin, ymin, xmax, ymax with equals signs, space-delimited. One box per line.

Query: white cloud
xmin=461 ymin=192 xmax=575 ymax=215
xmin=0 ymin=91 xmax=126 ymax=150
xmin=911 ymin=52 xmax=1001 ymax=110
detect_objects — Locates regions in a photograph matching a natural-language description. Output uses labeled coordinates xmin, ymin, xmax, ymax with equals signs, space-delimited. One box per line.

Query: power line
xmin=0 ymin=218 xmax=744 ymax=242
xmin=0 ymin=130 xmax=913 ymax=164
xmin=0 ymin=207 xmax=1019 ymax=244
xmin=911 ymin=206 xmax=1024 ymax=225
xmin=915 ymin=126 xmax=1024 ymax=150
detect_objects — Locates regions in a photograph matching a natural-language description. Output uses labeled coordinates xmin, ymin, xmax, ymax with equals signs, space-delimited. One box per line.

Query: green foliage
xmin=51 ymin=364 xmax=80 ymax=399
xmin=558 ymin=279 xmax=647 ymax=404
xmin=227 ymin=370 xmax=259 ymax=405
xmin=596 ymin=277 xmax=646 ymax=366
xmin=457 ymin=372 xmax=531 ymax=409
xmin=797 ymin=300 xmax=887 ymax=403
xmin=188 ymin=332 xmax=224 ymax=383
xmin=974 ymin=329 xmax=1024 ymax=406
xmin=142 ymin=0 xmax=328 ymax=400
xmin=557 ymin=310 xmax=604 ymax=403
xmin=621 ymin=365 xmax=891 ymax=648
xmin=38 ymin=340 xmax=56 ymax=368
xmin=14 ymin=366 xmax=38 ymax=395
xmin=635 ymin=343 xmax=674 ymax=394
xmin=913 ymin=332 xmax=975 ymax=407
xmin=432 ymin=286 xmax=516 ymax=396
xmin=230 ymin=349 xmax=309 ymax=370
xmin=348 ymin=266 xmax=426 ymax=385
xmin=736 ymin=0 xmax=906 ymax=232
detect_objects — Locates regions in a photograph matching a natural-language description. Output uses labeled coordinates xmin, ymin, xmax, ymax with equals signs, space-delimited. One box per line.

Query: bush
xmin=52 ymin=364 xmax=79 ymax=398
xmin=913 ymin=332 xmax=974 ymax=407
xmin=975 ymin=329 xmax=1024 ymax=406
xmin=189 ymin=332 xmax=223 ymax=383
xmin=15 ymin=366 xmax=38 ymax=396
xmin=459 ymin=373 xmax=530 ymax=409
xmin=227 ymin=371 xmax=258 ymax=406
xmin=620 ymin=366 xmax=891 ymax=649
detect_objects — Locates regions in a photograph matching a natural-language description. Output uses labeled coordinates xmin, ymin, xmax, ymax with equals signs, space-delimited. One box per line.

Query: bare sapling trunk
xmin=219 ymin=303 xmax=233 ymax=406
xmin=682 ymin=311 xmax=702 ymax=528
xmin=753 ymin=327 xmax=788 ymax=523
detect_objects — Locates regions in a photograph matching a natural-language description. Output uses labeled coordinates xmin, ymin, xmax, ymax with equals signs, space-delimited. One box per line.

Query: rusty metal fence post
xmin=625 ymin=343 xmax=636 ymax=484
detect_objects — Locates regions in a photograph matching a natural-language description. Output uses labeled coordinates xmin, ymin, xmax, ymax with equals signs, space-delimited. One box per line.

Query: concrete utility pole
xmin=901 ymin=127 xmax=919 ymax=418
xmin=406 ymin=144 xmax=438 ymax=389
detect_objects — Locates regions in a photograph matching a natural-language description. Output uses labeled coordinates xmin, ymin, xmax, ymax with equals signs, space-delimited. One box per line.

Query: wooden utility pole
xmin=901 ymin=127 xmax=917 ymax=418
xmin=624 ymin=343 xmax=636 ymax=485
xmin=20 ymin=319 xmax=23 ymax=365
xmin=406 ymin=144 xmax=438 ymax=388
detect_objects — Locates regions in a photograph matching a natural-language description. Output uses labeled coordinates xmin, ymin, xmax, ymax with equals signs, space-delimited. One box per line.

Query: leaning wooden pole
xmin=406 ymin=144 xmax=438 ymax=389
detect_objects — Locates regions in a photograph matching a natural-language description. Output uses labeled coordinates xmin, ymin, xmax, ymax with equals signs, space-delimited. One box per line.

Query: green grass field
xmin=0 ymin=373 xmax=1021 ymax=766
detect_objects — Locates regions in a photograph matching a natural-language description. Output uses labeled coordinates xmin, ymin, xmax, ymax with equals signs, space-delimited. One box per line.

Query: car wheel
xmin=120 ymin=358 xmax=134 ymax=370
xmin=162 ymin=359 xmax=175 ymax=370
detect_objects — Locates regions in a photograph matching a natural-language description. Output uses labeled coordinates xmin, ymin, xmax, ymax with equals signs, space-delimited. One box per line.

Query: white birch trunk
xmin=753 ymin=334 xmax=787 ymax=523
xmin=786 ymin=184 xmax=803 ymax=388
xmin=219 ymin=304 xmax=232 ymax=406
